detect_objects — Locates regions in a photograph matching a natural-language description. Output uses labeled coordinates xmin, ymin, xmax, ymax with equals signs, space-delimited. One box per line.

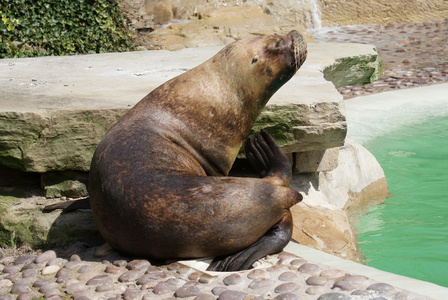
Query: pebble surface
xmin=312 ymin=19 xmax=448 ymax=99
xmin=0 ymin=244 xmax=431 ymax=300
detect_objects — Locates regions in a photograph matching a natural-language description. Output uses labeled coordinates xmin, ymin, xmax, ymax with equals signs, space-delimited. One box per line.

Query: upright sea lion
xmin=88 ymin=30 xmax=307 ymax=271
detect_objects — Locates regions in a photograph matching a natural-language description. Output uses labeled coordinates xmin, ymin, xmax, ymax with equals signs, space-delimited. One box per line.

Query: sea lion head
xmin=211 ymin=30 xmax=307 ymax=111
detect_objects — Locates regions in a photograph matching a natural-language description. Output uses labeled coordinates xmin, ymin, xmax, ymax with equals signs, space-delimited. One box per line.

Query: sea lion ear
xmin=251 ymin=55 xmax=259 ymax=64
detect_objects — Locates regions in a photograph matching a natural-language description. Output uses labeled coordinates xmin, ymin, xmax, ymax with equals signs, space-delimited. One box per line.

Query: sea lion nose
xmin=288 ymin=30 xmax=307 ymax=69
xmin=288 ymin=30 xmax=302 ymax=41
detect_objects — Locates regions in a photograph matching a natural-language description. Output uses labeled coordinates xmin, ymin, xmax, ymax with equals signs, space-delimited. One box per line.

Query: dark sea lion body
xmin=89 ymin=31 xmax=307 ymax=271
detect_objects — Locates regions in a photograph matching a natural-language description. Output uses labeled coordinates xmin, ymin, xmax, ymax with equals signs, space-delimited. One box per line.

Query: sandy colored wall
xmin=321 ymin=0 xmax=448 ymax=26
xmin=120 ymin=0 xmax=448 ymax=32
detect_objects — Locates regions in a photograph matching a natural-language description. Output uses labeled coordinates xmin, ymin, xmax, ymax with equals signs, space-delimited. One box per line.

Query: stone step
xmin=0 ymin=43 xmax=381 ymax=173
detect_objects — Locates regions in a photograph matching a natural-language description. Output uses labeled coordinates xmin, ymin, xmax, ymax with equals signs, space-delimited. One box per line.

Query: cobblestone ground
xmin=312 ymin=19 xmax=448 ymax=99
xmin=1 ymin=19 xmax=447 ymax=300
xmin=0 ymin=243 xmax=430 ymax=300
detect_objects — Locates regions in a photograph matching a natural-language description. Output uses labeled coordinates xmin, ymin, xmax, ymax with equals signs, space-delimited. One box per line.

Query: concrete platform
xmin=0 ymin=43 xmax=377 ymax=112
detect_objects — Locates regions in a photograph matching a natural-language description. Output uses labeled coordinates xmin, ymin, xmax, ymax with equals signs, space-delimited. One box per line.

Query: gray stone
xmin=70 ymin=254 xmax=82 ymax=262
xmin=3 ymin=265 xmax=20 ymax=273
xmin=118 ymin=269 xmax=145 ymax=282
xmin=290 ymin=258 xmax=307 ymax=266
xmin=367 ymin=283 xmax=394 ymax=292
xmin=323 ymin=53 xmax=382 ymax=88
xmin=317 ymin=293 xmax=352 ymax=300
xmin=0 ymin=280 xmax=12 ymax=289
xmin=247 ymin=269 xmax=270 ymax=279
xmin=32 ymin=279 xmax=50 ymax=288
xmin=306 ymin=286 xmax=326 ymax=295
xmin=113 ymin=260 xmax=128 ymax=267
xmin=142 ymin=295 xmax=164 ymax=300
xmin=153 ymin=279 xmax=181 ymax=295
xmin=175 ymin=284 xmax=201 ymax=298
xmin=22 ymin=268 xmax=38 ymax=278
xmin=96 ymin=282 xmax=115 ymax=292
xmin=274 ymin=282 xmax=300 ymax=293
xmin=212 ymin=287 xmax=227 ymax=295
xmin=44 ymin=296 xmax=62 ymax=300
xmin=278 ymin=271 xmax=299 ymax=281
xmin=41 ymin=171 xmax=88 ymax=198
xmin=275 ymin=293 xmax=299 ymax=300
xmin=14 ymin=255 xmax=36 ymax=265
xmin=11 ymin=283 xmax=31 ymax=294
xmin=126 ymin=259 xmax=151 ymax=270
xmin=38 ymin=282 xmax=58 ymax=293
xmin=138 ymin=274 xmax=167 ymax=285
xmin=123 ymin=288 xmax=143 ymax=300
xmin=333 ymin=280 xmax=355 ymax=291
xmin=77 ymin=265 xmax=91 ymax=273
xmin=44 ymin=288 xmax=61 ymax=298
xmin=320 ymin=269 xmax=346 ymax=279
xmin=306 ymin=276 xmax=328 ymax=286
xmin=86 ymin=275 xmax=112 ymax=285
xmin=22 ymin=263 xmax=38 ymax=270
xmin=71 ymin=291 xmax=90 ymax=300
xmin=48 ymin=258 xmax=68 ymax=267
xmin=65 ymin=282 xmax=87 ymax=294
xmin=194 ymin=294 xmax=215 ymax=300
xmin=64 ymin=260 xmax=85 ymax=269
xmin=223 ymin=274 xmax=243 ymax=286
xmin=16 ymin=292 xmax=33 ymax=300
xmin=217 ymin=290 xmax=249 ymax=300
xmin=105 ymin=265 xmax=121 ymax=274
xmin=267 ymin=265 xmax=290 ymax=273
xmin=248 ymin=278 xmax=275 ymax=289
xmin=298 ymin=263 xmax=321 ymax=275
xmin=0 ymin=257 xmax=14 ymax=265
xmin=343 ymin=275 xmax=368 ymax=285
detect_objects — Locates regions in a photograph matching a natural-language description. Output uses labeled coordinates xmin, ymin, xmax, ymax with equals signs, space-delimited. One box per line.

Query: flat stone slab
xmin=0 ymin=43 xmax=380 ymax=172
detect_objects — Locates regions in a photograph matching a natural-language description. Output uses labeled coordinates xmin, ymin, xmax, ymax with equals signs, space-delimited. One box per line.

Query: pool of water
xmin=356 ymin=115 xmax=448 ymax=287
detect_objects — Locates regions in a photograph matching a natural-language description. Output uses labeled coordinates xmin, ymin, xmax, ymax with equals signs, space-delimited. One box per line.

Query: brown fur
xmin=88 ymin=31 xmax=307 ymax=270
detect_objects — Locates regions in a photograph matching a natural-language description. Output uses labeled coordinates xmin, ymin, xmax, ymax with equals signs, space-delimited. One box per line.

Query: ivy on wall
xmin=0 ymin=0 xmax=135 ymax=58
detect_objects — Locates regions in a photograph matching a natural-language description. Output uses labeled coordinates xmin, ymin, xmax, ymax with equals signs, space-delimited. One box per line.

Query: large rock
xmin=290 ymin=137 xmax=389 ymax=261
xmin=0 ymin=43 xmax=381 ymax=173
xmin=0 ymin=189 xmax=101 ymax=248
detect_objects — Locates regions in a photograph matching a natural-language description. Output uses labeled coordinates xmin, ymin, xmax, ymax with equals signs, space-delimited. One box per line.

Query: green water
xmin=356 ymin=115 xmax=448 ymax=287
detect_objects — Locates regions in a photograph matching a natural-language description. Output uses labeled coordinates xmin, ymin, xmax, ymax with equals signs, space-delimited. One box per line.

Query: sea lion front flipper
xmin=245 ymin=129 xmax=292 ymax=186
xmin=206 ymin=211 xmax=293 ymax=272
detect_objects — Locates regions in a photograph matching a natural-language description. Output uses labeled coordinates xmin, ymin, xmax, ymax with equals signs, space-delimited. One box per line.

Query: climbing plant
xmin=0 ymin=0 xmax=135 ymax=58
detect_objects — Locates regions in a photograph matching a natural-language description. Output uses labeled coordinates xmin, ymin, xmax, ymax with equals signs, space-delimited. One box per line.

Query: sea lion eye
xmin=268 ymin=40 xmax=282 ymax=51
xmin=251 ymin=56 xmax=259 ymax=64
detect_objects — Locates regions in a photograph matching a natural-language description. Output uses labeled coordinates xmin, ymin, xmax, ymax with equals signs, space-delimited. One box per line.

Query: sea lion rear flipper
xmin=206 ymin=211 xmax=293 ymax=272
xmin=43 ymin=197 xmax=91 ymax=213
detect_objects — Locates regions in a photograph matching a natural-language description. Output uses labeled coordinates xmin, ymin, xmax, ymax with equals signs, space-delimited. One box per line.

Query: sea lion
xmin=88 ymin=30 xmax=307 ymax=271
